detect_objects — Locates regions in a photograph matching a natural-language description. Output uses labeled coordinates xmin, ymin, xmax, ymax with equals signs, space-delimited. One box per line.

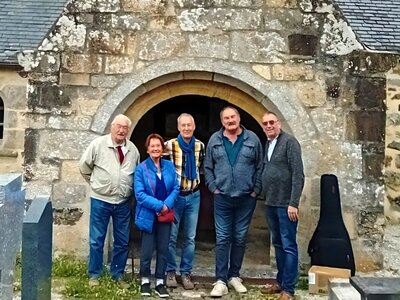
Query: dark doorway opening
xmin=129 ymin=94 xmax=270 ymax=271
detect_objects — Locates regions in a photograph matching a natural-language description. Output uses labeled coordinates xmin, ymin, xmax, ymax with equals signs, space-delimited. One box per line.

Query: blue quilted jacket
xmin=134 ymin=157 xmax=179 ymax=233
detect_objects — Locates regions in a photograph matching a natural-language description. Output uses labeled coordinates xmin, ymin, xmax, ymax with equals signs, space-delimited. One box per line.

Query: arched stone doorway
xmin=125 ymin=79 xmax=271 ymax=269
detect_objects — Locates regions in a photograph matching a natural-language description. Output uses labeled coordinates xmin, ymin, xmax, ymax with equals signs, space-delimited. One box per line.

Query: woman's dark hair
xmin=145 ymin=133 xmax=165 ymax=149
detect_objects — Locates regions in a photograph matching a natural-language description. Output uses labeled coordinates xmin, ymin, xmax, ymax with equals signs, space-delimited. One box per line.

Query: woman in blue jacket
xmin=134 ymin=133 xmax=179 ymax=298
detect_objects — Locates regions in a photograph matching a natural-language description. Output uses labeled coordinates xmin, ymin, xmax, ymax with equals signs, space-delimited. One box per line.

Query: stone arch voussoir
xmin=91 ymin=58 xmax=317 ymax=141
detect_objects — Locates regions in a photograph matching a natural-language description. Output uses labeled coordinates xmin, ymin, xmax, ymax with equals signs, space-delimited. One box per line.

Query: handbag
xmin=157 ymin=209 xmax=174 ymax=223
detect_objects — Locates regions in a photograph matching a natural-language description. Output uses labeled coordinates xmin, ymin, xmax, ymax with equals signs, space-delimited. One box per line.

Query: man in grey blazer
xmin=260 ymin=111 xmax=304 ymax=300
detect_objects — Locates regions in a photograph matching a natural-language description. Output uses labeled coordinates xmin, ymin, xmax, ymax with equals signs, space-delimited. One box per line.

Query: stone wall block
xmin=24 ymin=128 xmax=39 ymax=165
xmin=264 ymin=0 xmax=297 ymax=8
xmin=104 ymin=56 xmax=135 ymax=74
xmin=357 ymin=209 xmax=384 ymax=239
xmin=347 ymin=52 xmax=399 ymax=75
xmin=148 ymin=16 xmax=180 ymax=31
xmin=341 ymin=180 xmax=383 ymax=209
xmin=4 ymin=111 xmax=26 ymax=131
xmin=38 ymin=130 xmax=99 ymax=160
xmin=1 ymin=85 xmax=27 ymax=110
xmin=138 ymin=32 xmax=186 ymax=60
xmin=91 ymin=75 xmax=122 ymax=88
xmin=316 ymin=142 xmax=362 ymax=180
xmin=386 ymin=171 xmax=400 ymax=192
xmin=172 ymin=0 xmax=228 ymax=9
xmin=288 ymin=34 xmax=318 ymax=56
xmin=337 ymin=76 xmax=356 ymax=108
xmin=88 ymin=30 xmax=126 ymax=54
xmin=121 ymin=0 xmax=166 ymax=13
xmin=34 ymin=53 xmax=61 ymax=74
xmin=295 ymin=81 xmax=326 ymax=107
xmin=353 ymin=240 xmax=383 ymax=272
xmin=320 ymin=13 xmax=363 ymax=56
xmin=364 ymin=153 xmax=384 ymax=180
xmin=24 ymin=160 xmax=60 ymax=182
xmin=231 ymin=0 xmax=263 ymax=7
xmin=44 ymin=15 xmax=86 ymax=52
xmin=27 ymin=84 xmax=71 ymax=112
xmin=48 ymin=115 xmax=92 ymax=130
xmin=355 ymin=77 xmax=386 ymax=109
xmin=61 ymin=161 xmax=82 ymax=183
xmin=62 ymin=54 xmax=102 ymax=74
xmin=53 ymin=182 xmax=87 ymax=207
xmin=231 ymin=32 xmax=287 ymax=63
xmin=93 ymin=13 xmax=112 ymax=28
xmin=60 ymin=73 xmax=90 ymax=86
xmin=252 ymin=64 xmax=271 ymax=80
xmin=346 ymin=111 xmax=385 ymax=142
xmin=187 ymin=33 xmax=230 ymax=58
xmin=24 ymin=181 xmax=52 ymax=201
xmin=111 ymin=14 xmax=147 ymax=30
xmin=343 ymin=211 xmax=357 ymax=240
xmin=126 ymin=31 xmax=137 ymax=56
xmin=76 ymin=13 xmax=94 ymax=25
xmin=178 ymin=8 xmax=261 ymax=32
xmin=263 ymin=9 xmax=320 ymax=32
xmin=272 ymin=64 xmax=314 ymax=81
xmin=53 ymin=207 xmax=84 ymax=226
xmin=74 ymin=0 xmax=119 ymax=12
xmin=0 ymin=129 xmax=25 ymax=150
xmin=310 ymin=108 xmax=344 ymax=141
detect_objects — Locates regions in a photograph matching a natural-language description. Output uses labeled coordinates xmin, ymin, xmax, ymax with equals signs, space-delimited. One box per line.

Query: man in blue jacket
xmin=260 ymin=111 xmax=304 ymax=300
xmin=204 ymin=106 xmax=263 ymax=297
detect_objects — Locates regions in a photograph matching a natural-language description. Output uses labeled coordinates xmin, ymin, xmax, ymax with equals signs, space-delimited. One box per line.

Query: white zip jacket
xmin=79 ymin=134 xmax=140 ymax=204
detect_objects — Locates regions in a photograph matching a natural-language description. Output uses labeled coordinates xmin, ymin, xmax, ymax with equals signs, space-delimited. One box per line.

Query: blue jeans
xmin=88 ymin=198 xmax=131 ymax=280
xmin=265 ymin=206 xmax=298 ymax=295
xmin=214 ymin=193 xmax=256 ymax=283
xmin=140 ymin=220 xmax=171 ymax=280
xmin=167 ymin=190 xmax=200 ymax=275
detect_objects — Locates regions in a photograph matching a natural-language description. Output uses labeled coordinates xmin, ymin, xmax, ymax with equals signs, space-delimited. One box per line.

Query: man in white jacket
xmin=79 ymin=114 xmax=140 ymax=287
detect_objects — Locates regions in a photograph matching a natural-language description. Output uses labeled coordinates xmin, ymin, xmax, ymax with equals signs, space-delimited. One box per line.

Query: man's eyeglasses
xmin=262 ymin=120 xmax=279 ymax=126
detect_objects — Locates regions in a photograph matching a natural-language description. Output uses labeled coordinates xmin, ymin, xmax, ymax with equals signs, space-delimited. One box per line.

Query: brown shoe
xmin=166 ymin=271 xmax=178 ymax=288
xmin=181 ymin=273 xmax=195 ymax=290
xmin=278 ymin=291 xmax=294 ymax=300
xmin=260 ymin=282 xmax=282 ymax=294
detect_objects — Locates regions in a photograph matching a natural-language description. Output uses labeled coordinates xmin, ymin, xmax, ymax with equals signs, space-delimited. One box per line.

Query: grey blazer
xmin=261 ymin=130 xmax=304 ymax=208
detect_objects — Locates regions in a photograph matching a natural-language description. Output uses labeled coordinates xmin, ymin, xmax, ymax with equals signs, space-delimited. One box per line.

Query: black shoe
xmin=140 ymin=283 xmax=151 ymax=296
xmin=155 ymin=284 xmax=169 ymax=298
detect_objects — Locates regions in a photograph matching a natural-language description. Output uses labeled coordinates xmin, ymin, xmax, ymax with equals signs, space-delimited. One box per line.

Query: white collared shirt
xmin=267 ymin=135 xmax=279 ymax=161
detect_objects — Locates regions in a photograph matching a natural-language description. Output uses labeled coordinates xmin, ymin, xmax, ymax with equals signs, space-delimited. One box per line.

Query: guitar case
xmin=307 ymin=174 xmax=356 ymax=276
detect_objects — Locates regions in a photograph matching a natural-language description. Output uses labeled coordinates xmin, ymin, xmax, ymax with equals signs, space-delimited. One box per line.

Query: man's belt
xmin=179 ymin=186 xmax=200 ymax=196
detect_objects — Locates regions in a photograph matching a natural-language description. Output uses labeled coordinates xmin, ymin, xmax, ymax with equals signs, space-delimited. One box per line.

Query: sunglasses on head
xmin=262 ymin=120 xmax=278 ymax=126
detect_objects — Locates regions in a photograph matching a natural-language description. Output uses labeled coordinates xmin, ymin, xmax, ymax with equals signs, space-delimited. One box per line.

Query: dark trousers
xmin=140 ymin=220 xmax=171 ymax=280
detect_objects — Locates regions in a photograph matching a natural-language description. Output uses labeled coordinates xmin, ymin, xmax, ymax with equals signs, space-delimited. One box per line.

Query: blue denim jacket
xmin=134 ymin=157 xmax=179 ymax=233
xmin=204 ymin=127 xmax=263 ymax=198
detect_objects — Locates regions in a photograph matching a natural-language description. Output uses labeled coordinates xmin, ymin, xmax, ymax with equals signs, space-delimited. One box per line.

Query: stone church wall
xmin=17 ymin=0 xmax=400 ymax=271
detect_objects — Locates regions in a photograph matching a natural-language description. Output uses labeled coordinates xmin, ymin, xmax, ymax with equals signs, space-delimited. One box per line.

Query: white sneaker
xmin=228 ymin=277 xmax=247 ymax=293
xmin=210 ymin=280 xmax=228 ymax=297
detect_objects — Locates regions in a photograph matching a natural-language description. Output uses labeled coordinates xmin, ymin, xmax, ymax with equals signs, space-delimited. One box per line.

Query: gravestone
xmin=350 ymin=277 xmax=400 ymax=300
xmin=21 ymin=196 xmax=53 ymax=300
xmin=0 ymin=174 xmax=25 ymax=300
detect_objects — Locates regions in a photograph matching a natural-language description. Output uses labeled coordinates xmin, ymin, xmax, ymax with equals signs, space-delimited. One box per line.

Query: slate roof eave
xmin=0 ymin=0 xmax=68 ymax=66
xmin=334 ymin=0 xmax=400 ymax=54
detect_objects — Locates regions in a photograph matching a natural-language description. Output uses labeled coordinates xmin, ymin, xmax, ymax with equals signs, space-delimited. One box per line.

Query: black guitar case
xmin=307 ymin=174 xmax=356 ymax=276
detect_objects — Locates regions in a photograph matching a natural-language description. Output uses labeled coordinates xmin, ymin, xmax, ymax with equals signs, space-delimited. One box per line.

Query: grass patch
xmin=52 ymin=255 xmax=140 ymax=299
xmin=296 ymin=276 xmax=309 ymax=290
